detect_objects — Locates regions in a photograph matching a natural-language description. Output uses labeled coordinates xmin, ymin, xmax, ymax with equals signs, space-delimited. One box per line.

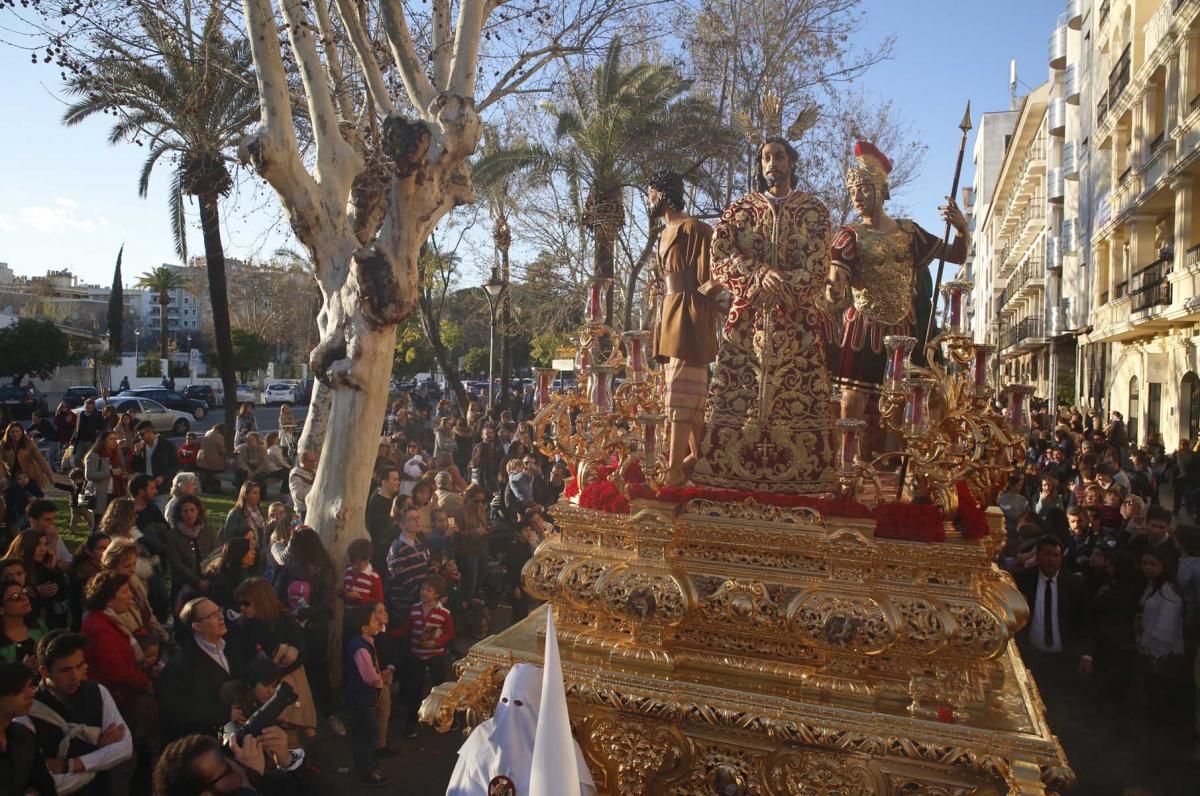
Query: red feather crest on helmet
xmin=853 ymin=141 xmax=892 ymax=174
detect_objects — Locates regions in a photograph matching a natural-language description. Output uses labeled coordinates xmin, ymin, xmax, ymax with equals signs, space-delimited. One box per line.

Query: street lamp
xmin=481 ymin=270 xmax=507 ymax=413
xmin=134 ymin=328 xmax=142 ymax=366
xmin=186 ymin=335 xmax=193 ymax=385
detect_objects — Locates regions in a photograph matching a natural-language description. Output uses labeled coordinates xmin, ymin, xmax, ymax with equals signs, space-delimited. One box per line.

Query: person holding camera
xmin=158 ymin=597 xmax=246 ymax=743
xmin=152 ymin=728 xmax=310 ymax=796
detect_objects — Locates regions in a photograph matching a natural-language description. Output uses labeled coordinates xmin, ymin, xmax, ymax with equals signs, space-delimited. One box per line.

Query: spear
xmin=899 ymin=102 xmax=971 ymax=503
xmin=922 ymin=101 xmax=974 ymax=353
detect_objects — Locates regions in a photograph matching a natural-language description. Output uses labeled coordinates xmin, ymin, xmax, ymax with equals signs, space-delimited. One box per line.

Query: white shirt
xmin=17 ymin=682 xmax=133 ymax=795
xmin=195 ymin=636 xmax=230 ymax=673
xmin=1139 ymin=583 xmax=1186 ymax=658
xmin=1028 ymin=571 xmax=1062 ymax=653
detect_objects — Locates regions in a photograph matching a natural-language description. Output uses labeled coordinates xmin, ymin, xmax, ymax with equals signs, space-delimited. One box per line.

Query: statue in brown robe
xmin=647 ymin=170 xmax=720 ymax=486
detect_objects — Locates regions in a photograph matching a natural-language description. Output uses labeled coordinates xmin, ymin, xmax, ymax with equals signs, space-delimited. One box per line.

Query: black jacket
xmin=131 ymin=436 xmax=179 ymax=484
xmin=1015 ymin=566 xmax=1088 ymax=655
xmin=159 ymin=635 xmax=246 ymax=742
xmin=71 ymin=410 xmax=105 ymax=448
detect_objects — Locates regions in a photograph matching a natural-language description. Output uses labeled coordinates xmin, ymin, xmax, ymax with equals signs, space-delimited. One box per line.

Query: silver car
xmin=75 ymin=397 xmax=192 ymax=437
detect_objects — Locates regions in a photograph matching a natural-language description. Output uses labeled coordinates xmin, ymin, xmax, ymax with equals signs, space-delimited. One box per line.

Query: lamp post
xmin=134 ymin=328 xmax=141 ymax=371
xmin=481 ymin=270 xmax=507 ymax=413
xmin=186 ymin=335 xmax=193 ymax=385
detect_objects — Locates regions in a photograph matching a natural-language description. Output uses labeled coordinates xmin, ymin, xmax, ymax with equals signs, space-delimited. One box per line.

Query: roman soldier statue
xmin=826 ymin=141 xmax=969 ymax=454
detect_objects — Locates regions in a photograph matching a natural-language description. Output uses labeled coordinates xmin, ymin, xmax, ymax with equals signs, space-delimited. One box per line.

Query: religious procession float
xmin=423 ymin=117 xmax=1075 ymax=795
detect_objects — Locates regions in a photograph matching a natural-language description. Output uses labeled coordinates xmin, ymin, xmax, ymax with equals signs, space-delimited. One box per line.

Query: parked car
xmin=0 ymin=384 xmax=48 ymax=420
xmin=295 ymin=379 xmax=314 ymax=405
xmin=183 ymin=384 xmax=220 ymax=407
xmin=115 ymin=387 xmax=207 ymax=420
xmin=235 ymin=385 xmax=258 ymax=404
xmin=77 ymin=397 xmax=192 ymax=436
xmin=260 ymin=383 xmax=297 ymax=405
xmin=61 ymin=386 xmax=100 ymax=409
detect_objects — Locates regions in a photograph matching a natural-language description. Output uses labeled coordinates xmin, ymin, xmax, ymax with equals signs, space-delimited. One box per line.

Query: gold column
xmin=1173 ymin=174 xmax=1194 ymax=271
xmin=1179 ymin=33 xmax=1199 ymax=124
xmin=1131 ymin=91 xmax=1147 ymax=169
xmin=1166 ymin=54 xmax=1180 ymax=134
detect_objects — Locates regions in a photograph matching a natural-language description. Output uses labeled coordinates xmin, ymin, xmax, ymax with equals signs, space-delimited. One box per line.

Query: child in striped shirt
xmin=344 ymin=538 xmax=384 ymax=605
xmin=400 ymin=574 xmax=454 ymax=738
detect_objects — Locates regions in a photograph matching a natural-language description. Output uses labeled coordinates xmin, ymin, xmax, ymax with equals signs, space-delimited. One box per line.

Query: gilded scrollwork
xmin=684 ymin=498 xmax=826 ymax=528
xmin=595 ymin=564 xmax=691 ymax=625
xmin=699 ymin=579 xmax=781 ymax=629
xmin=583 ymin=715 xmax=691 ymax=794
xmin=764 ymin=748 xmax=881 ymax=796
xmin=787 ymin=591 xmax=895 ymax=654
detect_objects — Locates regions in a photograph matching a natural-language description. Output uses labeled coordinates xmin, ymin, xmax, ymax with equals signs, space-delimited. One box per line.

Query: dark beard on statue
xmin=649 ymin=194 xmax=669 ymax=219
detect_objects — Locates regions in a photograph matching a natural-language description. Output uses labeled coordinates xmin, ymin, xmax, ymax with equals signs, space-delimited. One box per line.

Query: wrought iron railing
xmin=1130 ymin=258 xmax=1172 ymax=313
xmin=1097 ymin=91 xmax=1109 ymax=125
xmin=1099 ymin=0 xmax=1110 ymax=26
xmin=1110 ymin=45 xmax=1131 ymax=104
xmin=999 ymin=316 xmax=1045 ymax=350
xmin=1187 ymin=242 xmax=1200 ymax=268
xmin=1115 ymin=279 xmax=1128 ymax=299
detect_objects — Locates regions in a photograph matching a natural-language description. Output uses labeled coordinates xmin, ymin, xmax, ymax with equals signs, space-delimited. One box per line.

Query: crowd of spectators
xmin=0 ymin=381 xmax=564 ymax=793
xmin=1005 ymin=402 xmax=1200 ymax=764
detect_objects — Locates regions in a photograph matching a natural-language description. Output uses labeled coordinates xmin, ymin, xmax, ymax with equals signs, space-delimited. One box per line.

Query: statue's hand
xmin=825 ymin=268 xmax=849 ymax=305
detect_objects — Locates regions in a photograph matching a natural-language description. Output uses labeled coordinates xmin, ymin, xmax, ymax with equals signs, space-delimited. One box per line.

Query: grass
xmin=53 ymin=490 xmax=239 ymax=548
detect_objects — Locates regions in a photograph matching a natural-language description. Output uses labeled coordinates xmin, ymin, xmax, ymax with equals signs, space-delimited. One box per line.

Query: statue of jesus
xmin=691 ymin=138 xmax=836 ymax=494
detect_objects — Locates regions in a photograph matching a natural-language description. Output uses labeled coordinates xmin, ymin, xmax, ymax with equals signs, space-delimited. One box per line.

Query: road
xmin=182 ymin=402 xmax=308 ymax=441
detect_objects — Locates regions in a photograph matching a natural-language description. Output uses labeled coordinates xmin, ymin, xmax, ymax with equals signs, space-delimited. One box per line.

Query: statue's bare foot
xmin=664 ymin=469 xmax=689 ymax=488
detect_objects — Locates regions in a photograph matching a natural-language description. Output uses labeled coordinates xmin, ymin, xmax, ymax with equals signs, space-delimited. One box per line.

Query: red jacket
xmin=81 ymin=610 xmax=151 ymax=695
xmin=177 ymin=441 xmax=201 ymax=468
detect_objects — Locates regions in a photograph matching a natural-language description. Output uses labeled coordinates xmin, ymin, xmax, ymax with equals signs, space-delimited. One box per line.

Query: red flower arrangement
xmin=577 ymin=479 xmax=630 ymax=514
xmin=954 ymin=481 xmax=990 ymax=540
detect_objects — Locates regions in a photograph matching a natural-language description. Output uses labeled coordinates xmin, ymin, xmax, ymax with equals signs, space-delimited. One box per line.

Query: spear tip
xmin=959 ymin=101 xmax=973 ymax=133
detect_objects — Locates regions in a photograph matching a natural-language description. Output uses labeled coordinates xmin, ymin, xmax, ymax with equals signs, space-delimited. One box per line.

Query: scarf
xmin=102 ymin=608 xmax=144 ymax=663
xmin=99 ymin=447 xmax=127 ymax=497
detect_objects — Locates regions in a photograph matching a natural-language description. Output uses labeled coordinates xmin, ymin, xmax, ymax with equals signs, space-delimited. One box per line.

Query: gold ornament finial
xmin=959 ymin=101 xmax=973 ymax=133
xmin=761 ymin=92 xmax=783 ymax=138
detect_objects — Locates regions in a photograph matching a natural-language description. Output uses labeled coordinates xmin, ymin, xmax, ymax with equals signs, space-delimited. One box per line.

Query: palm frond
xmin=169 ymin=168 xmax=188 ymax=262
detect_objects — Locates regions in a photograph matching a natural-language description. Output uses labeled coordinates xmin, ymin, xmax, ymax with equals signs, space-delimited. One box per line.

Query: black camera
xmin=232 ymin=680 xmax=298 ymax=744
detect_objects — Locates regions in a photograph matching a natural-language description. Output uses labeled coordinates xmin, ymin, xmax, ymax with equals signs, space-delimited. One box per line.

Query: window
xmin=1183 ymin=373 xmax=1200 ymax=444
xmin=1128 ymin=376 xmax=1139 ymax=447
xmin=1147 ymin=382 xmax=1162 ymax=441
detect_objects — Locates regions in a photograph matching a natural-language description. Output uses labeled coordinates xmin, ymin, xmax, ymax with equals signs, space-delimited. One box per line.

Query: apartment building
xmin=1081 ymin=0 xmax=1200 ymax=448
xmin=965 ymin=107 xmax=1020 ymax=343
xmin=972 ymin=1 xmax=1092 ymax=405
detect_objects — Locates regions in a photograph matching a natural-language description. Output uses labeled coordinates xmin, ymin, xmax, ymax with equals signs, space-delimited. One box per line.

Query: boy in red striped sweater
xmin=399 ymin=574 xmax=454 ymax=738
xmin=344 ymin=538 xmax=385 ymax=605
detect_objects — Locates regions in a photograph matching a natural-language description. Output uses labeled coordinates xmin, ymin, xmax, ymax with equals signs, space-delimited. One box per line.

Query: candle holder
xmin=883 ymin=335 xmax=917 ymax=395
xmin=588 ymin=366 xmax=616 ymax=414
xmin=621 ymin=330 xmax=652 ymax=384
xmin=902 ymin=377 xmax=936 ymax=438
xmin=535 ymin=368 xmax=556 ymax=410
xmin=834 ymin=418 xmax=867 ymax=497
xmin=587 ymin=278 xmax=613 ymax=325
xmin=1000 ymin=384 xmax=1034 ymax=434
xmin=939 ymin=279 xmax=973 ymax=337
xmin=969 ymin=343 xmax=995 ymax=399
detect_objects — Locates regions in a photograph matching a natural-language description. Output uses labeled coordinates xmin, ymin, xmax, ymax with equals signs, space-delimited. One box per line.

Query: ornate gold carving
xmin=787 ymin=590 xmax=894 ymax=654
xmin=684 ymin=498 xmax=825 ymax=528
xmin=764 ymin=748 xmax=880 ymax=796
xmin=595 ymin=564 xmax=690 ymax=625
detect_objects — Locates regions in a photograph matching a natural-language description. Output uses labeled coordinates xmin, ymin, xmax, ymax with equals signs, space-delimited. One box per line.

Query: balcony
xmin=1187 ymin=242 xmax=1200 ymax=269
xmin=1047 ymin=168 xmax=1065 ymax=202
xmin=1064 ymin=65 xmax=1080 ymax=105
xmin=1062 ymin=141 xmax=1078 ymax=178
xmin=1144 ymin=2 xmax=1173 ymax=57
xmin=1097 ymin=91 xmax=1109 ymax=125
xmin=1110 ymin=45 xmax=1131 ymax=106
xmin=1114 ymin=279 xmax=1128 ymax=299
xmin=1000 ymin=316 xmax=1046 ymax=351
xmin=1049 ymin=19 xmax=1068 ymax=69
xmin=1099 ymin=0 xmax=1110 ymax=27
xmin=1061 ymin=218 xmax=1078 ymax=255
xmin=1066 ymin=0 xmax=1082 ymax=29
xmin=1131 ymin=258 xmax=1172 ymax=312
xmin=1048 ymin=97 xmax=1067 ymax=136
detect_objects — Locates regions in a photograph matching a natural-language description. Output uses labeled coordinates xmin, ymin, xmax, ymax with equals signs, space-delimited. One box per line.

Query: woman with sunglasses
xmin=0 ymin=579 xmax=48 ymax=665
xmin=230 ymin=577 xmax=317 ymax=743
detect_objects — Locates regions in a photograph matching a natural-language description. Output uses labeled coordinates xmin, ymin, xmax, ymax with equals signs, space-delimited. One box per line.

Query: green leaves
xmin=0 ymin=318 xmax=76 ymax=383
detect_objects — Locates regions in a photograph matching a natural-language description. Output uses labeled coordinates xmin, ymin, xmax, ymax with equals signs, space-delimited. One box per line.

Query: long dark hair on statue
xmin=754 ymin=137 xmax=799 ymax=193
xmin=647 ymin=169 xmax=685 ymax=217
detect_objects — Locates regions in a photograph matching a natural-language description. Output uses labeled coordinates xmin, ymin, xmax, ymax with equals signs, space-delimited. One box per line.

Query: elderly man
xmin=158 ymin=598 xmax=245 ymax=743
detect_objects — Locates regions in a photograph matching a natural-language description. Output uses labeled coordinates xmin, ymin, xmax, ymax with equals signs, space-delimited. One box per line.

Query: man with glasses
xmin=152 ymin=731 xmax=306 ymax=796
xmin=159 ymin=598 xmax=246 ymax=743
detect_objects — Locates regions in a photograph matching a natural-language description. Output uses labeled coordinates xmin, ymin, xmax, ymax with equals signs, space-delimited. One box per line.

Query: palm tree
xmin=135 ymin=266 xmax=187 ymax=362
xmin=473 ymin=37 xmax=735 ymax=326
xmin=62 ymin=7 xmax=257 ymax=439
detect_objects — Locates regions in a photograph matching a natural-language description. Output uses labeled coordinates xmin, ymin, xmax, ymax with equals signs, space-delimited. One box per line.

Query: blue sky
xmin=0 ymin=0 xmax=1063 ymax=286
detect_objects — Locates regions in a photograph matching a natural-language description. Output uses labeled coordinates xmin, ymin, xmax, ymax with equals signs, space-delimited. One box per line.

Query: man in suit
xmin=158 ymin=598 xmax=244 ymax=743
xmin=1015 ymin=536 xmax=1087 ymax=713
xmin=131 ymin=421 xmax=179 ymax=490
